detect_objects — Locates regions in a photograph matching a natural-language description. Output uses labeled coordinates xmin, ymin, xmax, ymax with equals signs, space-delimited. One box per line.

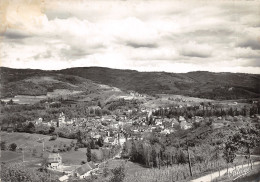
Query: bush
xmin=1 ymin=141 xmax=7 ymax=150
xmin=109 ymin=165 xmax=125 ymax=182
xmin=49 ymin=135 xmax=57 ymax=141
xmin=1 ymin=163 xmax=59 ymax=182
xmin=9 ymin=143 xmax=17 ymax=151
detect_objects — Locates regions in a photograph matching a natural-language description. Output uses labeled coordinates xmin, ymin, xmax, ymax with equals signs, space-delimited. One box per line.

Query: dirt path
xmin=190 ymin=161 xmax=260 ymax=182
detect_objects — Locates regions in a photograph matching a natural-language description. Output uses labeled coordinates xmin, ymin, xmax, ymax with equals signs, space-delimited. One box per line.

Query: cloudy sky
xmin=1 ymin=0 xmax=260 ymax=73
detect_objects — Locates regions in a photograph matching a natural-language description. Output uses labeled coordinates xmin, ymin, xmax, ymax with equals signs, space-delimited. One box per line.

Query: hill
xmin=0 ymin=67 xmax=100 ymax=98
xmin=1 ymin=67 xmax=260 ymax=100
xmin=55 ymin=67 xmax=260 ymax=100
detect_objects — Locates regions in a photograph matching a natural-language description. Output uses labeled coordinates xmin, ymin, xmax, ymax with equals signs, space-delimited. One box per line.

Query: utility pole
xmin=22 ymin=149 xmax=24 ymax=162
xmin=186 ymin=139 xmax=193 ymax=177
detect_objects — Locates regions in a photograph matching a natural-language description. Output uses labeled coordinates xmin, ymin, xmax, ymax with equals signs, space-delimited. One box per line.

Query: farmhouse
xmin=74 ymin=162 xmax=96 ymax=179
xmin=180 ymin=119 xmax=192 ymax=130
xmin=47 ymin=153 xmax=62 ymax=169
xmin=104 ymin=136 xmax=118 ymax=145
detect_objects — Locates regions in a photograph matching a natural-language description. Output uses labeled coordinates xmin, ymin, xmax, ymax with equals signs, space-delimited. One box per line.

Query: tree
xmin=9 ymin=143 xmax=17 ymax=151
xmin=109 ymin=164 xmax=125 ymax=182
xmin=98 ymin=101 xmax=102 ymax=108
xmin=86 ymin=144 xmax=92 ymax=162
xmin=238 ymin=127 xmax=260 ymax=168
xmin=103 ymin=166 xmax=109 ymax=177
xmin=32 ymin=148 xmax=37 ymax=157
xmin=222 ymin=138 xmax=239 ymax=173
xmin=96 ymin=136 xmax=104 ymax=147
xmin=90 ymin=139 xmax=95 ymax=149
xmin=1 ymin=141 xmax=7 ymax=150
xmin=1 ymin=163 xmax=59 ymax=182
xmin=7 ymin=99 xmax=14 ymax=105
xmin=211 ymin=146 xmax=222 ymax=177
xmin=49 ymin=126 xmax=55 ymax=134
xmin=130 ymin=140 xmax=138 ymax=162
xmin=25 ymin=122 xmax=35 ymax=133
xmin=76 ymin=130 xmax=83 ymax=143
xmin=151 ymin=147 xmax=158 ymax=167
xmin=175 ymin=149 xmax=186 ymax=164
xmin=91 ymin=152 xmax=98 ymax=162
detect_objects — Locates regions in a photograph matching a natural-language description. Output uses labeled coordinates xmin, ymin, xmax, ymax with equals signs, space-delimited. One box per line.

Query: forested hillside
xmin=1 ymin=67 xmax=260 ymax=100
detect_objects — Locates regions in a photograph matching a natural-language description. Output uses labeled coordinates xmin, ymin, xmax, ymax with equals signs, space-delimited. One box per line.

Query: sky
xmin=1 ymin=0 xmax=260 ymax=73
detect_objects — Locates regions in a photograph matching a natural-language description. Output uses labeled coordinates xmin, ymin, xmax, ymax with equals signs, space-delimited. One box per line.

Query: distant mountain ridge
xmin=1 ymin=66 xmax=260 ymax=100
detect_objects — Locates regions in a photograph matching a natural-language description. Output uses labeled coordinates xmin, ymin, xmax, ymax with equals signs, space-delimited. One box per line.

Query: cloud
xmin=1 ymin=0 xmax=260 ymax=74
xmin=126 ymin=41 xmax=157 ymax=48
xmin=33 ymin=50 xmax=52 ymax=60
xmin=2 ymin=29 xmax=32 ymax=39
xmin=60 ymin=46 xmax=90 ymax=60
xmin=180 ymin=42 xmax=213 ymax=58
xmin=237 ymin=37 xmax=260 ymax=50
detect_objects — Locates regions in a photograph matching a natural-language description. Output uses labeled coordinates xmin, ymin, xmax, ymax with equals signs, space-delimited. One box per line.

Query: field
xmin=1 ymin=132 xmax=111 ymax=166
xmin=1 ymin=132 xmax=76 ymax=153
xmin=0 ymin=151 xmax=23 ymax=162
xmin=1 ymin=89 xmax=85 ymax=104
xmin=61 ymin=149 xmax=88 ymax=165
xmin=1 ymin=95 xmax=47 ymax=104
xmin=104 ymin=159 xmax=148 ymax=176
xmin=141 ymin=94 xmax=213 ymax=109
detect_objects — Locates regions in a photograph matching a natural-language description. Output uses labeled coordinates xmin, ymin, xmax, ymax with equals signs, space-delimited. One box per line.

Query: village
xmin=1 ymin=95 xmax=260 ymax=182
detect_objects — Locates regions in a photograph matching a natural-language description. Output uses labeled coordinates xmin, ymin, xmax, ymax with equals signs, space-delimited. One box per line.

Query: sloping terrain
xmin=0 ymin=67 xmax=100 ymax=98
xmin=1 ymin=67 xmax=260 ymax=100
xmin=57 ymin=67 xmax=260 ymax=100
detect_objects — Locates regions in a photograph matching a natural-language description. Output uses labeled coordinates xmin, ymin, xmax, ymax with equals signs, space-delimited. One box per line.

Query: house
xmin=180 ymin=119 xmax=192 ymax=130
xmin=102 ymin=115 xmax=115 ymax=122
xmin=161 ymin=129 xmax=170 ymax=135
xmin=93 ymin=134 xmax=101 ymax=140
xmin=111 ymin=123 xmax=119 ymax=129
xmin=193 ymin=116 xmax=203 ymax=123
xmin=42 ymin=121 xmax=51 ymax=127
xmin=74 ymin=162 xmax=96 ymax=179
xmin=49 ymin=119 xmax=58 ymax=127
xmin=212 ymin=122 xmax=224 ymax=129
xmin=104 ymin=137 xmax=118 ymax=145
xmin=47 ymin=153 xmax=62 ymax=169
xmin=155 ymin=119 xmax=163 ymax=126
xmin=35 ymin=118 xmax=43 ymax=125
xmin=118 ymin=121 xmax=125 ymax=126
xmin=179 ymin=116 xmax=186 ymax=122
xmin=58 ymin=112 xmax=66 ymax=125
xmin=65 ymin=119 xmax=74 ymax=125
xmin=59 ymin=175 xmax=69 ymax=182
xmin=171 ymin=118 xmax=179 ymax=127
xmin=118 ymin=136 xmax=126 ymax=146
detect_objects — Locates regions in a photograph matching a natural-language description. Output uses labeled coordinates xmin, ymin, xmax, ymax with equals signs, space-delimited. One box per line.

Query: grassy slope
xmin=0 ymin=67 xmax=100 ymax=98
xmin=1 ymin=132 xmax=76 ymax=153
xmin=0 ymin=151 xmax=23 ymax=162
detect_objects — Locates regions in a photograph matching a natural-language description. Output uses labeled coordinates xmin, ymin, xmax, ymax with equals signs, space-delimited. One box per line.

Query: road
xmin=190 ymin=161 xmax=260 ymax=182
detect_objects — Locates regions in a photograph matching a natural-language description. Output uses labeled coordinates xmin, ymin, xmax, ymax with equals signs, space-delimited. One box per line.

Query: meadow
xmin=0 ymin=151 xmax=23 ymax=162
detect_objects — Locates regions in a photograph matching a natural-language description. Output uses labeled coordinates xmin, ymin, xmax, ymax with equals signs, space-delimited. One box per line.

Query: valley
xmin=0 ymin=67 xmax=260 ymax=182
